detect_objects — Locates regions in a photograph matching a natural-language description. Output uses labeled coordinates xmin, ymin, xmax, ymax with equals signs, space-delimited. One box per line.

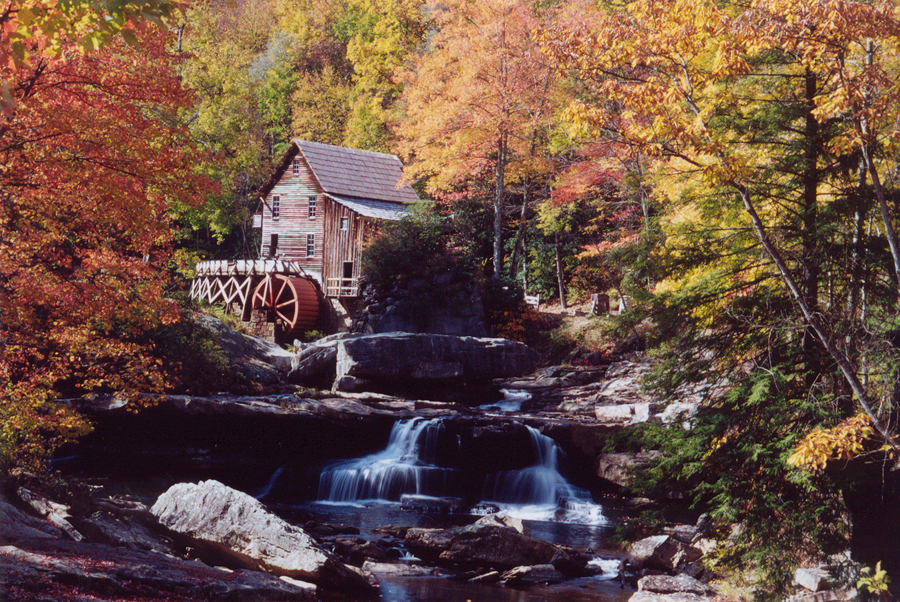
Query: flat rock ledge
xmin=151 ymin=480 xmax=376 ymax=596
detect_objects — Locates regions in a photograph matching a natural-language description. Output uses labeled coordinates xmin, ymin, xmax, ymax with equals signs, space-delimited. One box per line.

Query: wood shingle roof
xmin=259 ymin=140 xmax=420 ymax=205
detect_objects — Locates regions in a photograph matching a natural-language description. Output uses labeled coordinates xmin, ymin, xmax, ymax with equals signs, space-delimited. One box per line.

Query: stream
xmin=256 ymin=409 xmax=634 ymax=602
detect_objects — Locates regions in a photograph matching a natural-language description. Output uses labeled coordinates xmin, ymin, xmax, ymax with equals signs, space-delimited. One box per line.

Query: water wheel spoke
xmin=274 ymin=279 xmax=288 ymax=304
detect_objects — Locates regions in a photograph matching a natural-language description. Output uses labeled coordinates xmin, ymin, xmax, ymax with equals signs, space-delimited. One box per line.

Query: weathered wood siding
xmin=259 ymin=154 xmax=325 ymax=277
xmin=322 ymin=197 xmax=367 ymax=295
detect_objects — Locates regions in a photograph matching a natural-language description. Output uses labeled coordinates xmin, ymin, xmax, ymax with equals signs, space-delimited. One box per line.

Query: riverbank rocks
xmin=638 ymin=574 xmax=715 ymax=596
xmin=404 ymin=523 xmax=586 ymax=574
xmin=500 ymin=564 xmax=566 ymax=585
xmin=596 ymin=451 xmax=665 ymax=490
xmin=150 ymin=480 xmax=376 ymax=596
xmin=194 ymin=312 xmax=293 ymax=384
xmin=0 ymin=492 xmax=316 ymax=602
xmin=627 ymin=535 xmax=702 ymax=572
xmin=0 ymin=538 xmax=317 ymax=602
xmin=290 ymin=332 xmax=539 ymax=395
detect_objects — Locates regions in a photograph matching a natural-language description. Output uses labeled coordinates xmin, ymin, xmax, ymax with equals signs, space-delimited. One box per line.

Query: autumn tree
xmin=0 ymin=26 xmax=209 ymax=470
xmin=541 ymin=0 xmax=900 ymax=588
xmin=0 ymin=0 xmax=177 ymax=109
xmin=396 ymin=0 xmax=560 ymax=279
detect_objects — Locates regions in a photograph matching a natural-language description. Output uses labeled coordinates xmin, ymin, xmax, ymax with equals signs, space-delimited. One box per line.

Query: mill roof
xmin=260 ymin=140 xmax=420 ymax=206
xmin=325 ymin=194 xmax=411 ymax=221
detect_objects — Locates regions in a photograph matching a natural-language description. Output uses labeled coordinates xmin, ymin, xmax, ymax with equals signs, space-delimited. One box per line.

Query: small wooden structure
xmin=255 ymin=139 xmax=419 ymax=298
xmin=190 ymin=260 xmax=320 ymax=337
xmin=190 ymin=141 xmax=420 ymax=341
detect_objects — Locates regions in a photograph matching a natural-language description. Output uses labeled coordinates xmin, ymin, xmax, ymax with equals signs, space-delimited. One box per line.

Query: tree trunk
xmin=493 ymin=133 xmax=507 ymax=279
xmin=849 ymin=160 xmax=868 ymax=319
xmin=801 ymin=69 xmax=821 ymax=386
xmin=508 ymin=180 xmax=529 ymax=281
xmin=555 ymin=232 xmax=567 ymax=311
xmin=857 ymin=41 xmax=900 ymax=293
xmin=735 ymin=183 xmax=896 ymax=447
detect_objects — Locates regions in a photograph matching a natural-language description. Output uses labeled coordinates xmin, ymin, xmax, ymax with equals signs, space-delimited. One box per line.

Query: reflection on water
xmin=378 ymin=574 xmax=634 ymax=602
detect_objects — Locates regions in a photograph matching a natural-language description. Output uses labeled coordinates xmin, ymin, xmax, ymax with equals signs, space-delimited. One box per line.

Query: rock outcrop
xmin=0 ymin=539 xmax=317 ymax=602
xmin=150 ymin=480 xmax=375 ymax=595
xmin=0 ymin=493 xmax=315 ymax=602
xmin=351 ymin=278 xmax=487 ymax=337
xmin=290 ymin=332 xmax=539 ymax=396
xmin=404 ymin=523 xmax=586 ymax=574
xmin=596 ymin=451 xmax=665 ymax=489
xmin=194 ymin=312 xmax=293 ymax=383
xmin=334 ymin=332 xmax=539 ymax=392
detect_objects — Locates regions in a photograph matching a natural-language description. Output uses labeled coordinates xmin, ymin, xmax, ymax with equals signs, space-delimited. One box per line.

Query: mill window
xmin=272 ymin=195 xmax=280 ymax=219
xmin=340 ymin=217 xmax=349 ymax=230
xmin=306 ymin=234 xmax=315 ymax=257
xmin=269 ymin=234 xmax=278 ymax=256
xmin=308 ymin=195 xmax=317 ymax=219
xmin=292 ymin=159 xmax=300 ymax=175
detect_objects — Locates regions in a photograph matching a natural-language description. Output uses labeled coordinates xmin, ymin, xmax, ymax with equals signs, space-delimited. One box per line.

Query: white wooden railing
xmin=326 ymin=278 xmax=359 ymax=298
xmin=194 ymin=260 xmax=306 ymax=277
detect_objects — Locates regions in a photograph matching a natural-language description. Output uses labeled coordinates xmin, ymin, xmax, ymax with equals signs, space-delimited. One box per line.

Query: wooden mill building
xmin=255 ymin=139 xmax=419 ymax=298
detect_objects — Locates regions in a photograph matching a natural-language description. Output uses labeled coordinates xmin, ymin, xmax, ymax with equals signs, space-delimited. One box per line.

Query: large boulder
xmin=333 ymin=332 xmax=539 ymax=393
xmin=638 ymin=574 xmax=715 ymax=596
xmin=0 ymin=497 xmax=64 ymax=542
xmin=596 ymin=451 xmax=664 ymax=489
xmin=194 ymin=312 xmax=293 ymax=382
xmin=404 ymin=523 xmax=586 ymax=574
xmin=150 ymin=480 xmax=375 ymax=595
xmin=627 ymin=535 xmax=702 ymax=572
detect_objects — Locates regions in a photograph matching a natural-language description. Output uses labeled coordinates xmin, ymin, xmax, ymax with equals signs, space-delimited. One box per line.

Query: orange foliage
xmin=0 ymin=27 xmax=210 ymax=469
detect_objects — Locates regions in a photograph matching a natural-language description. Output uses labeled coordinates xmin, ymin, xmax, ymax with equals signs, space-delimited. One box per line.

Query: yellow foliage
xmin=787 ymin=414 xmax=875 ymax=470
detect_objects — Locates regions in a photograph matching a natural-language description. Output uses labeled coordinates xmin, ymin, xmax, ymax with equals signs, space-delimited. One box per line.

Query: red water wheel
xmin=251 ymin=275 xmax=319 ymax=334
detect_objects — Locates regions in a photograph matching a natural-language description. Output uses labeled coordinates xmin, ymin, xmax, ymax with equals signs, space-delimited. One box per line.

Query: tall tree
xmin=0 ymin=0 xmax=177 ymax=109
xmin=396 ymin=0 xmax=558 ymax=278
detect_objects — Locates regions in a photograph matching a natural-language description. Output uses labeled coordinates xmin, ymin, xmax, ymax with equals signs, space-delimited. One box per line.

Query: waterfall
xmin=482 ymin=426 xmax=605 ymax=523
xmin=317 ymin=418 xmax=461 ymax=502
xmin=316 ymin=417 xmax=607 ymax=524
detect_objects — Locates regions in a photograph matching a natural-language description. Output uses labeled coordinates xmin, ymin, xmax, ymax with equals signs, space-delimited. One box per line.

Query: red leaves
xmin=0 ymin=25 xmax=213 ymax=469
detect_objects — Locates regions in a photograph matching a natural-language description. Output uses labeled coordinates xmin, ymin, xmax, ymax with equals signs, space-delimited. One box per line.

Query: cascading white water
xmin=482 ymin=426 xmax=607 ymax=524
xmin=477 ymin=388 xmax=532 ymax=413
xmin=316 ymin=417 xmax=606 ymax=524
xmin=317 ymin=418 xmax=460 ymax=502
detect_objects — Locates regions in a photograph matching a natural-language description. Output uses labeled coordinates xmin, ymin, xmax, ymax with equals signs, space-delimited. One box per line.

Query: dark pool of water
xmin=271 ymin=500 xmax=632 ymax=602
xmin=377 ymin=574 xmax=634 ymax=602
